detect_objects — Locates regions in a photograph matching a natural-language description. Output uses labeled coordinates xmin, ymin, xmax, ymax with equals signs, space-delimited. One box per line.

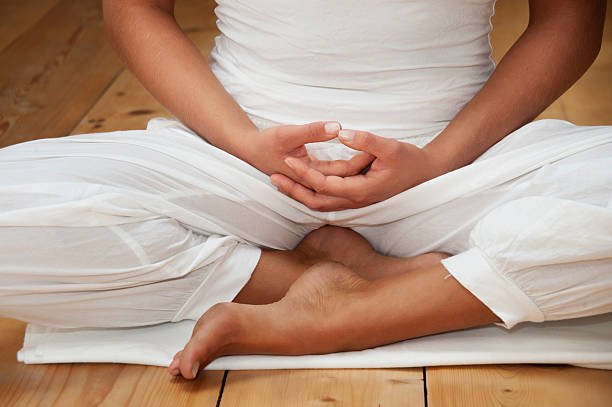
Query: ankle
xmin=203 ymin=302 xmax=247 ymax=357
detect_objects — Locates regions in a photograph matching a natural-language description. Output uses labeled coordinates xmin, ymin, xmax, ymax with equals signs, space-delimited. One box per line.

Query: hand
xmin=270 ymin=129 xmax=445 ymax=211
xmin=240 ymin=122 xmax=374 ymax=180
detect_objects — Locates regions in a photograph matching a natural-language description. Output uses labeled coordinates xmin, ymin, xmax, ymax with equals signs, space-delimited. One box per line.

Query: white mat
xmin=18 ymin=313 xmax=612 ymax=370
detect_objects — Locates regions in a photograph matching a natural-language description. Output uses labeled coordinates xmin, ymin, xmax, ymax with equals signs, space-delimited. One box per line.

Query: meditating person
xmin=0 ymin=0 xmax=610 ymax=380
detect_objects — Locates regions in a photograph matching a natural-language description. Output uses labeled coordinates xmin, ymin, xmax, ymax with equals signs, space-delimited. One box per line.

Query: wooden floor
xmin=1 ymin=1 xmax=611 ymax=405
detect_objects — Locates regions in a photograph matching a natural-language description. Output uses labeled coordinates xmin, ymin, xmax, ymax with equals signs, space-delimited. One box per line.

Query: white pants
xmin=1 ymin=119 xmax=611 ymax=329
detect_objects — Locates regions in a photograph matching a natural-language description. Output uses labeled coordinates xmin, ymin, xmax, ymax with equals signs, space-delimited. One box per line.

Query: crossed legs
xmin=169 ymin=226 xmax=499 ymax=379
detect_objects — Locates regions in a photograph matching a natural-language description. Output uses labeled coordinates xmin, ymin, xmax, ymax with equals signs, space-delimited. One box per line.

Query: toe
xmin=177 ymin=303 xmax=242 ymax=379
xmin=167 ymin=351 xmax=182 ymax=376
xmin=178 ymin=328 xmax=213 ymax=379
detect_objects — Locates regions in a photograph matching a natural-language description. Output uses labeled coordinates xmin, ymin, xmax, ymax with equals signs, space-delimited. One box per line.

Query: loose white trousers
xmin=0 ymin=119 xmax=611 ymax=330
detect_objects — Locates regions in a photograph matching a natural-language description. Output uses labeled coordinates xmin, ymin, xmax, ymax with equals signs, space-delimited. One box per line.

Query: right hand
xmin=240 ymin=122 xmax=374 ymax=179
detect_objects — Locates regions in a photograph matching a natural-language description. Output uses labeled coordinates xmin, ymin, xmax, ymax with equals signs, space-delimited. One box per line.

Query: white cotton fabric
xmin=17 ymin=314 xmax=612 ymax=371
xmin=443 ymin=197 xmax=612 ymax=329
xmin=0 ymin=118 xmax=611 ymax=369
xmin=211 ymin=0 xmax=496 ymax=145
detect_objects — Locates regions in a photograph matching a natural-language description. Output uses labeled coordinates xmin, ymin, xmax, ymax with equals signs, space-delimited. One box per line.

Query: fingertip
xmin=324 ymin=121 xmax=341 ymax=134
xmin=338 ymin=130 xmax=355 ymax=143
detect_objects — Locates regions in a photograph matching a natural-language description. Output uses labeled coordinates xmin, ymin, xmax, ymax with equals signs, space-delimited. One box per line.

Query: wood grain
xmin=174 ymin=0 xmax=218 ymax=32
xmin=0 ymin=0 xmax=59 ymax=52
xmin=0 ymin=0 xmax=123 ymax=148
xmin=0 ymin=318 xmax=224 ymax=407
xmin=220 ymin=368 xmax=424 ymax=406
xmin=1 ymin=1 xmax=612 ymax=406
xmin=426 ymin=365 xmax=612 ymax=407
xmin=71 ymin=29 xmax=218 ymax=135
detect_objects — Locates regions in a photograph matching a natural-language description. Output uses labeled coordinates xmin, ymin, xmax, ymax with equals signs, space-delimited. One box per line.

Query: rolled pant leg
xmin=442 ymin=196 xmax=612 ymax=328
xmin=0 ymin=220 xmax=260 ymax=328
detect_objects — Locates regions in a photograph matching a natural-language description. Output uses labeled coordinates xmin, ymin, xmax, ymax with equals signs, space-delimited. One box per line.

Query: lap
xmin=1 ymin=119 xmax=611 ymax=255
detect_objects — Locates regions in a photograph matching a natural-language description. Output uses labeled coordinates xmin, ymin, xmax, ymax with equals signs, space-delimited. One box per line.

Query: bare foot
xmin=233 ymin=226 xmax=448 ymax=304
xmin=295 ymin=226 xmax=449 ymax=279
xmin=170 ymin=262 xmax=370 ymax=378
xmin=169 ymin=260 xmax=497 ymax=379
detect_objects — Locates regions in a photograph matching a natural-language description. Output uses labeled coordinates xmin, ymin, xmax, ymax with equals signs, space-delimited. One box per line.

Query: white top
xmin=210 ymin=0 xmax=496 ymax=146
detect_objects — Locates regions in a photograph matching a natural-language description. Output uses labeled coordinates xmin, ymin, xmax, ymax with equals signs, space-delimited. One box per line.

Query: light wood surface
xmin=427 ymin=365 xmax=612 ymax=407
xmin=1 ymin=1 xmax=611 ymax=406
xmin=0 ymin=319 xmax=225 ymax=407
xmin=0 ymin=0 xmax=59 ymax=51
xmin=221 ymin=369 xmax=424 ymax=406
xmin=0 ymin=0 xmax=122 ymax=147
xmin=71 ymin=29 xmax=217 ymax=135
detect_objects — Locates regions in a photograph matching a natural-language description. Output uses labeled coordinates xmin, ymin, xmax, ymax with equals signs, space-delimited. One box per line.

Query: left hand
xmin=270 ymin=129 xmax=445 ymax=211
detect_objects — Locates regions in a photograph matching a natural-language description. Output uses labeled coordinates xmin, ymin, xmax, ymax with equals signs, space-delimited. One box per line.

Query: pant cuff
xmin=441 ymin=248 xmax=545 ymax=328
xmin=173 ymin=243 xmax=262 ymax=321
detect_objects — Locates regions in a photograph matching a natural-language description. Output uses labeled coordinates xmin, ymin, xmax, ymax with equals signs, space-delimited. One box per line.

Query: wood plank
xmin=0 ymin=0 xmax=123 ymax=148
xmin=71 ymin=29 xmax=218 ymax=135
xmin=0 ymin=318 xmax=224 ymax=407
xmin=562 ymin=67 xmax=612 ymax=125
xmin=426 ymin=365 xmax=612 ymax=407
xmin=490 ymin=0 xmax=529 ymax=64
xmin=220 ymin=369 xmax=424 ymax=406
xmin=0 ymin=0 xmax=60 ymax=52
xmin=174 ymin=0 xmax=218 ymax=32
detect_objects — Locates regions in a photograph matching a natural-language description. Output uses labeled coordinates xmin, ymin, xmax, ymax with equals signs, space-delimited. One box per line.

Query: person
xmin=0 ymin=0 xmax=610 ymax=381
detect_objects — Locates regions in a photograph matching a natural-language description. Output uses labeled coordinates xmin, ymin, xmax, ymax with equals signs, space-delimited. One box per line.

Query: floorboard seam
xmin=215 ymin=370 xmax=229 ymax=407
xmin=422 ymin=367 xmax=428 ymax=407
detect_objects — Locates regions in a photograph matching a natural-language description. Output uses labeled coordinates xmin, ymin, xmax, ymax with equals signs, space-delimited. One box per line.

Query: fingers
xmin=277 ymin=121 xmax=341 ymax=147
xmin=309 ymin=152 xmax=374 ymax=176
xmin=338 ymin=129 xmax=401 ymax=158
xmin=271 ymin=173 xmax=364 ymax=211
xmin=270 ymin=174 xmax=358 ymax=211
xmin=284 ymin=157 xmax=374 ymax=204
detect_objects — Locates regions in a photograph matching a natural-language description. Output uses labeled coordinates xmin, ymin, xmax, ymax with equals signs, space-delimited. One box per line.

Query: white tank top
xmin=210 ymin=0 xmax=495 ymax=146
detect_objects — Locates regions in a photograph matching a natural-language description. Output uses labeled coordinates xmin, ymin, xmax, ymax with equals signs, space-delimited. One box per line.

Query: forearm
xmin=103 ymin=0 xmax=257 ymax=158
xmin=424 ymin=0 xmax=606 ymax=175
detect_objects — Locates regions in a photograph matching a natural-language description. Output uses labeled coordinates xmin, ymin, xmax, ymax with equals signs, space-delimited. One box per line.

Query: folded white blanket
xmin=18 ymin=313 xmax=612 ymax=370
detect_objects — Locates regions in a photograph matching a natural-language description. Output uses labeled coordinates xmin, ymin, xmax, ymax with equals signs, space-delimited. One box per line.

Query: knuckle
xmin=352 ymin=192 xmax=368 ymax=205
xmin=353 ymin=132 xmax=368 ymax=146
xmin=308 ymin=199 xmax=324 ymax=211
xmin=277 ymin=132 xmax=291 ymax=147
xmin=307 ymin=123 xmax=321 ymax=138
xmin=387 ymin=142 xmax=402 ymax=158
xmin=313 ymin=182 xmax=328 ymax=194
xmin=288 ymin=184 xmax=300 ymax=197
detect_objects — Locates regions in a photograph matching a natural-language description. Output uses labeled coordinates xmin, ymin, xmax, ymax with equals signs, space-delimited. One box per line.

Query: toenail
xmin=191 ymin=362 xmax=200 ymax=379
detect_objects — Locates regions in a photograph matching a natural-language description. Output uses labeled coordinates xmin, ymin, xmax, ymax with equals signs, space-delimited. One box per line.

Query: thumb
xmin=277 ymin=121 xmax=341 ymax=147
xmin=337 ymin=129 xmax=398 ymax=158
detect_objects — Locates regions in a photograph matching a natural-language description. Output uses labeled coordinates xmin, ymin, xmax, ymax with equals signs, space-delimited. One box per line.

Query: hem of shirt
xmin=441 ymin=248 xmax=545 ymax=329
xmin=172 ymin=243 xmax=262 ymax=321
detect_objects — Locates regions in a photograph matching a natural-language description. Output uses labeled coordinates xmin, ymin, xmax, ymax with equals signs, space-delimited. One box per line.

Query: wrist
xmin=421 ymin=143 xmax=454 ymax=179
xmin=226 ymin=127 xmax=261 ymax=162
xmin=195 ymin=117 xmax=260 ymax=162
